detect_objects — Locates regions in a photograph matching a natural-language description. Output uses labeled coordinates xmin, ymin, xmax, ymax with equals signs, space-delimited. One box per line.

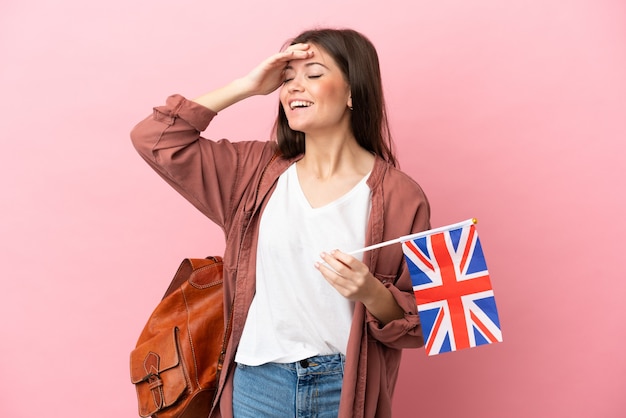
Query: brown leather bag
xmin=130 ymin=256 xmax=229 ymax=418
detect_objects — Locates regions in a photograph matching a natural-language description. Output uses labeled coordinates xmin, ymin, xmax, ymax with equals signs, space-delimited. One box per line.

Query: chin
xmin=287 ymin=121 xmax=309 ymax=133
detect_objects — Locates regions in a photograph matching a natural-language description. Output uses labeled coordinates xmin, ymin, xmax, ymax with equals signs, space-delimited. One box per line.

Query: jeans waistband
xmin=273 ymin=353 xmax=345 ymax=376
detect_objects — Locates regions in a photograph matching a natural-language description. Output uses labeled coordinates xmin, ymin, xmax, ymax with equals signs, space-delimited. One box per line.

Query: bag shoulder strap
xmin=162 ymin=256 xmax=223 ymax=300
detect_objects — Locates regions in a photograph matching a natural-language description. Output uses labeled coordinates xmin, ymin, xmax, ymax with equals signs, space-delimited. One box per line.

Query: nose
xmin=287 ymin=77 xmax=304 ymax=93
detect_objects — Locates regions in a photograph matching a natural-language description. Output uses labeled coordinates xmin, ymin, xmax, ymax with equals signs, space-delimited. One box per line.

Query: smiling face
xmin=279 ymin=44 xmax=353 ymax=136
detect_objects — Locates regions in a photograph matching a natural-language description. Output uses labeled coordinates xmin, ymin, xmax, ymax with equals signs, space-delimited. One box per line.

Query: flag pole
xmin=348 ymin=218 xmax=477 ymax=256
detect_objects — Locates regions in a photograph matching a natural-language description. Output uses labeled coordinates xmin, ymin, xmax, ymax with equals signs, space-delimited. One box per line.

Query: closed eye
xmin=283 ymin=74 xmax=321 ymax=84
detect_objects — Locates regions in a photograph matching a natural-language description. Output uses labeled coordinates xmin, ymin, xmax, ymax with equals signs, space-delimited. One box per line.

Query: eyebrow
xmin=284 ymin=62 xmax=329 ymax=71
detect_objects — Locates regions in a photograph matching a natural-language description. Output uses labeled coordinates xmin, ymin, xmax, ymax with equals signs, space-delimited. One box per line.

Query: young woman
xmin=131 ymin=28 xmax=430 ymax=418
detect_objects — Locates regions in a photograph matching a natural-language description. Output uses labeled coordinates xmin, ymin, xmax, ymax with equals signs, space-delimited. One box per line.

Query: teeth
xmin=290 ymin=101 xmax=313 ymax=109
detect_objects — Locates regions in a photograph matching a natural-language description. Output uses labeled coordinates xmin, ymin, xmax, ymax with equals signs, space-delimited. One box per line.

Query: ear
xmin=347 ymin=93 xmax=353 ymax=110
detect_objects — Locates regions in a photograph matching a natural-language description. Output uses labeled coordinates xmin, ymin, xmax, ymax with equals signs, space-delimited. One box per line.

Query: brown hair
xmin=273 ymin=28 xmax=397 ymax=167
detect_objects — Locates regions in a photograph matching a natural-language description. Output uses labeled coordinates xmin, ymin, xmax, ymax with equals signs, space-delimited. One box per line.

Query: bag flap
xmin=130 ymin=327 xmax=181 ymax=384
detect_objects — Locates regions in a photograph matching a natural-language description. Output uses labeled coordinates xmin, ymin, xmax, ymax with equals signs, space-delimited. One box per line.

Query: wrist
xmin=360 ymin=276 xmax=387 ymax=308
xmin=229 ymin=77 xmax=257 ymax=99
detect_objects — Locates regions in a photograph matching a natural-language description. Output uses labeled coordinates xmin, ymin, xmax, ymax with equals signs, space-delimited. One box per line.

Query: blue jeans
xmin=233 ymin=354 xmax=345 ymax=418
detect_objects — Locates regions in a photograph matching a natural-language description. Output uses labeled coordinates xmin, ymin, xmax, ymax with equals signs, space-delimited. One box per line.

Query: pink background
xmin=1 ymin=0 xmax=625 ymax=417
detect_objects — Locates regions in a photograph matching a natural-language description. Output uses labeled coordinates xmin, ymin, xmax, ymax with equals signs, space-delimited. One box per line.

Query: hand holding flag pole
xmin=350 ymin=218 xmax=503 ymax=356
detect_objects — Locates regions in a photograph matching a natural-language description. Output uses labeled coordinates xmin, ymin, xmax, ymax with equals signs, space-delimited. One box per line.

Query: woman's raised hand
xmin=241 ymin=43 xmax=313 ymax=96
xmin=193 ymin=44 xmax=313 ymax=113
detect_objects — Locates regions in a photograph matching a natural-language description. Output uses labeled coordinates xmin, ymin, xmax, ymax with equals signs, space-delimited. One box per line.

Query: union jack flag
xmin=402 ymin=221 xmax=502 ymax=356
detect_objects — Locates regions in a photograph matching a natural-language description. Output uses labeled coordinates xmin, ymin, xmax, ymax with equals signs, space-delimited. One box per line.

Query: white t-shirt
xmin=235 ymin=164 xmax=372 ymax=365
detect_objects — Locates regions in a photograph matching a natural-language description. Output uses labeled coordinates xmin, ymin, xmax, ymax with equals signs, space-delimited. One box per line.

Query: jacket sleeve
xmin=129 ymin=94 xmax=266 ymax=231
xmin=365 ymin=177 xmax=431 ymax=349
